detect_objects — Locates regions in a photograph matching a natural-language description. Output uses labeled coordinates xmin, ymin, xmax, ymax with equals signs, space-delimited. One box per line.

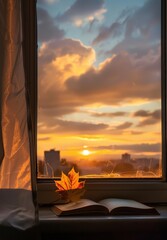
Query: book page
xmin=99 ymin=198 xmax=153 ymax=213
xmin=55 ymin=198 xmax=102 ymax=212
xmin=52 ymin=198 xmax=110 ymax=216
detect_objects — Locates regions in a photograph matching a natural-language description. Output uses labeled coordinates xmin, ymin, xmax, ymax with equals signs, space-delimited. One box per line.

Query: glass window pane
xmin=37 ymin=0 xmax=162 ymax=179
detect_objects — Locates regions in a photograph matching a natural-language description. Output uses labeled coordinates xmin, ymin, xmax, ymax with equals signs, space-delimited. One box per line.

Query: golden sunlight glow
xmin=82 ymin=149 xmax=91 ymax=156
xmin=51 ymin=51 xmax=95 ymax=84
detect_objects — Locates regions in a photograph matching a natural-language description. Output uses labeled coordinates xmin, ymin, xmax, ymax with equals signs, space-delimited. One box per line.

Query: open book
xmin=51 ymin=198 xmax=160 ymax=216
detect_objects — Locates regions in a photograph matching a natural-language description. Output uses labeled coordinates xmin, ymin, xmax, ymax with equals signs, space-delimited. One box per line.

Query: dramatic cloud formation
xmin=38 ymin=40 xmax=160 ymax=122
xmin=93 ymin=0 xmax=160 ymax=47
xmin=37 ymin=7 xmax=64 ymax=42
xmin=37 ymin=0 xmax=162 ymax=163
xmin=38 ymin=38 xmax=95 ymax=69
xmin=66 ymin=52 xmax=160 ymax=104
xmin=37 ymin=0 xmax=161 ymax=118
xmin=38 ymin=38 xmax=95 ymax=110
xmin=55 ymin=0 xmax=106 ymax=25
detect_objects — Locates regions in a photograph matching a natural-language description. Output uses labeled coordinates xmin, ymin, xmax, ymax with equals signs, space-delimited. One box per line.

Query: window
xmin=36 ymin=0 xmax=167 ymax=203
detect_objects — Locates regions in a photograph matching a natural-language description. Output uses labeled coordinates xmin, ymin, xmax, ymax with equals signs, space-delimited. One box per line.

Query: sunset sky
xmin=37 ymin=0 xmax=161 ymax=163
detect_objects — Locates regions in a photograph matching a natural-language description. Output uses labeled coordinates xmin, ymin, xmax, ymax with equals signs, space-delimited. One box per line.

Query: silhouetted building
xmin=44 ymin=149 xmax=60 ymax=177
xmin=122 ymin=153 xmax=131 ymax=163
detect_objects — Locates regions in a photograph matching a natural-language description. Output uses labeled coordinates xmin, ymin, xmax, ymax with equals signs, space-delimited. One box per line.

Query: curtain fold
xmin=0 ymin=0 xmax=31 ymax=190
xmin=0 ymin=0 xmax=39 ymax=238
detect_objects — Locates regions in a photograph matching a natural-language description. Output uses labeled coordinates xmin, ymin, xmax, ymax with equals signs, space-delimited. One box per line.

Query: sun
xmin=82 ymin=149 xmax=90 ymax=156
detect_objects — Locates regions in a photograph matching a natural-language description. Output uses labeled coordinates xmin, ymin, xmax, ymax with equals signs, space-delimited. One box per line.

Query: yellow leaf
xmin=55 ymin=167 xmax=85 ymax=191
xmin=61 ymin=172 xmax=71 ymax=190
xmin=55 ymin=181 xmax=66 ymax=191
xmin=68 ymin=167 xmax=80 ymax=189
xmin=55 ymin=172 xmax=71 ymax=191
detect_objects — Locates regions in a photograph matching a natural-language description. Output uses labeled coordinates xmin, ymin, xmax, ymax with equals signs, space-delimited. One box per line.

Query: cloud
xmin=108 ymin=38 xmax=160 ymax=63
xmin=38 ymin=38 xmax=95 ymax=67
xmin=93 ymin=21 xmax=123 ymax=45
xmin=66 ymin=52 xmax=161 ymax=105
xmin=112 ymin=1 xmax=160 ymax=58
xmin=124 ymin=0 xmax=161 ymax=39
xmin=137 ymin=118 xmax=160 ymax=127
xmin=38 ymin=107 xmax=132 ymax=136
xmin=91 ymin=111 xmax=127 ymax=118
xmin=37 ymin=3 xmax=161 ymax=132
xmin=55 ymin=0 xmax=106 ymax=25
xmin=93 ymin=0 xmax=160 ymax=47
xmin=134 ymin=109 xmax=160 ymax=119
xmin=38 ymin=38 xmax=95 ymax=110
xmin=133 ymin=109 xmax=161 ymax=127
xmin=38 ymin=137 xmax=51 ymax=141
xmin=38 ymin=107 xmax=77 ymax=119
xmin=114 ymin=122 xmax=133 ymax=130
xmin=92 ymin=7 xmax=135 ymax=45
xmin=37 ymin=0 xmax=161 ymax=156
xmin=95 ymin=143 xmax=161 ymax=153
xmin=37 ymin=7 xmax=64 ymax=42
xmin=128 ymin=131 xmax=144 ymax=135
xmin=134 ymin=110 xmax=152 ymax=117
xmin=38 ymin=117 xmax=109 ymax=134
xmin=38 ymin=37 xmax=160 ymax=133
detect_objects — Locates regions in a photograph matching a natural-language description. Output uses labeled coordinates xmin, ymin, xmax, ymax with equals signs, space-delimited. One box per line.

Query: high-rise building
xmin=122 ymin=153 xmax=131 ymax=163
xmin=44 ymin=149 xmax=60 ymax=177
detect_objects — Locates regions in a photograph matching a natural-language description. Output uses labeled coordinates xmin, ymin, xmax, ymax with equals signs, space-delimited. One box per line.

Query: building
xmin=44 ymin=149 xmax=60 ymax=177
xmin=121 ymin=153 xmax=131 ymax=163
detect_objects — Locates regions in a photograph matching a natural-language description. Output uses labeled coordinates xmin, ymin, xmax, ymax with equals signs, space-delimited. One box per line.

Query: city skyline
xmin=38 ymin=148 xmax=161 ymax=178
xmin=38 ymin=147 xmax=161 ymax=167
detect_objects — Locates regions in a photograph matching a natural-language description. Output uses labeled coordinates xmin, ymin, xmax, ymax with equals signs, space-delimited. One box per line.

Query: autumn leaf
xmin=55 ymin=172 xmax=71 ymax=191
xmin=68 ymin=167 xmax=85 ymax=189
xmin=54 ymin=167 xmax=85 ymax=191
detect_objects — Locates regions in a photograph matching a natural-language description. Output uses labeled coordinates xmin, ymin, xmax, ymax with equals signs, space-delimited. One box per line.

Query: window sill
xmin=39 ymin=205 xmax=167 ymax=240
xmin=37 ymin=180 xmax=167 ymax=204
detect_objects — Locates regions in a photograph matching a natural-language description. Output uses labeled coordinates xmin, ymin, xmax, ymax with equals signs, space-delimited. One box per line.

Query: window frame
xmin=33 ymin=0 xmax=167 ymax=204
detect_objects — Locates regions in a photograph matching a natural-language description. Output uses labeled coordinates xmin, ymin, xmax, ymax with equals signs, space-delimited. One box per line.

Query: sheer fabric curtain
xmin=0 ymin=0 xmax=39 ymax=239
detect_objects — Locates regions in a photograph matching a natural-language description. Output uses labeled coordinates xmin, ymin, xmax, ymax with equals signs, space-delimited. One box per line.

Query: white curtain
xmin=0 ymin=0 xmax=37 ymax=235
